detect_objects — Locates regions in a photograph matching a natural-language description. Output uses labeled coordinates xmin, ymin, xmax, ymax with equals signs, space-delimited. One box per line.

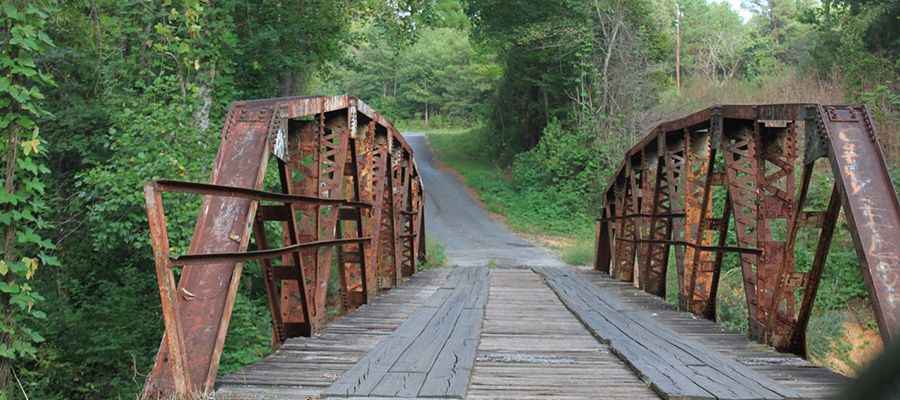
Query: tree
xmin=16 ymin=1 xmax=440 ymax=397
xmin=327 ymin=1 xmax=499 ymax=126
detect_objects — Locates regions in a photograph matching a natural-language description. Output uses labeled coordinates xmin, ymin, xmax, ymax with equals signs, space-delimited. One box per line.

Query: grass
xmin=418 ymin=239 xmax=448 ymax=270
xmin=561 ymin=238 xmax=595 ymax=266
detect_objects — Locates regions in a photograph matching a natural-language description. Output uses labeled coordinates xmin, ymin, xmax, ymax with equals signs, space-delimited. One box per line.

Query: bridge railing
xmin=141 ymin=96 xmax=426 ymax=398
xmin=594 ymin=104 xmax=899 ymax=356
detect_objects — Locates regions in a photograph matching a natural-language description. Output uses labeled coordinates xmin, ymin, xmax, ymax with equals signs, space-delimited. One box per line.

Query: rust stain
xmin=596 ymin=103 xmax=900 ymax=356
xmin=141 ymin=96 xmax=426 ymax=398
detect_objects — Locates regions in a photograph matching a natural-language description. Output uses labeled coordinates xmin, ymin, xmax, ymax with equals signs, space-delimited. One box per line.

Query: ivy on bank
xmin=0 ymin=1 xmax=59 ymax=395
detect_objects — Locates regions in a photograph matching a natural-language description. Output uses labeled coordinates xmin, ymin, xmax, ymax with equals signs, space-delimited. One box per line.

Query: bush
xmin=511 ymin=119 xmax=601 ymax=211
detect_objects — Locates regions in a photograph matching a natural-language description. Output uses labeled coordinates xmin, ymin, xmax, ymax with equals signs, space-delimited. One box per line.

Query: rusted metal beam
xmin=820 ymin=105 xmax=900 ymax=344
xmin=143 ymin=184 xmax=192 ymax=395
xmin=598 ymin=212 xmax=686 ymax=221
xmin=616 ymin=237 xmax=759 ymax=254
xmin=141 ymin=96 xmax=425 ymax=398
xmin=252 ymin=217 xmax=286 ymax=347
xmin=170 ymin=237 xmax=372 ymax=266
xmin=152 ymin=179 xmax=372 ymax=208
xmin=595 ymin=103 xmax=900 ymax=359
xmin=684 ymin=116 xmax=722 ymax=316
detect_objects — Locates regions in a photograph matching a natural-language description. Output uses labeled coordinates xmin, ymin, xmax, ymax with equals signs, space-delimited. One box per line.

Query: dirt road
xmin=405 ymin=133 xmax=565 ymax=267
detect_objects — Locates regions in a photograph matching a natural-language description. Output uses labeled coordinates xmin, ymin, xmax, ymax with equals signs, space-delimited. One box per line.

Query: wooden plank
xmin=368 ymin=372 xmax=427 ymax=397
xmin=419 ymin=307 xmax=486 ymax=397
xmin=535 ymin=267 xmax=802 ymax=400
xmin=576 ymin=269 xmax=849 ymax=399
xmin=221 ymin=264 xmax=845 ymax=400
xmin=324 ymin=266 xmax=488 ymax=398
xmin=216 ymin=269 xmax=447 ymax=399
xmin=467 ymin=269 xmax=660 ymax=400
xmin=390 ymin=290 xmax=468 ymax=373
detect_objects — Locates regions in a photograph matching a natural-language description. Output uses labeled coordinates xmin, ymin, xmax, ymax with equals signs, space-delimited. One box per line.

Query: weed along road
xmin=404 ymin=133 xmax=566 ymax=268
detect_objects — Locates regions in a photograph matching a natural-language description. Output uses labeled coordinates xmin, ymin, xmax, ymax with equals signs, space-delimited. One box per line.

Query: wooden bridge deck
xmin=216 ymin=266 xmax=848 ymax=400
xmin=216 ymin=269 xmax=449 ymax=399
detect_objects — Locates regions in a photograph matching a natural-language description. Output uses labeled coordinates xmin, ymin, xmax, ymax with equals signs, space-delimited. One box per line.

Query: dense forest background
xmin=0 ymin=0 xmax=897 ymax=398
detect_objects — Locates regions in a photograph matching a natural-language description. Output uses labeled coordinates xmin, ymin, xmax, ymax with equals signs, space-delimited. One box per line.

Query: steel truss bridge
xmin=140 ymin=97 xmax=898 ymax=400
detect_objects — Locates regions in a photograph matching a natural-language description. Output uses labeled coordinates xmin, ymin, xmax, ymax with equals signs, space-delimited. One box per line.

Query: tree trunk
xmin=601 ymin=20 xmax=621 ymax=115
xmin=194 ymin=79 xmax=213 ymax=132
xmin=192 ymin=60 xmax=217 ymax=131
xmin=543 ymin=88 xmax=549 ymax=122
xmin=280 ymin=71 xmax=297 ymax=97
xmin=675 ymin=2 xmax=681 ymax=94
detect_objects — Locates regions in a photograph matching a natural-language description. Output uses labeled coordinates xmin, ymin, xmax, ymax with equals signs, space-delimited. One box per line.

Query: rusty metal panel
xmin=636 ymin=147 xmax=655 ymax=290
xmin=374 ymin=136 xmax=398 ymax=289
xmin=822 ymin=105 xmax=900 ymax=343
xmin=613 ymin=161 xmax=639 ymax=282
xmin=359 ymin=121 xmax=378 ymax=300
xmin=683 ymin=125 xmax=721 ymax=315
xmin=311 ymin=113 xmax=351 ymax=327
xmin=596 ymin=103 xmax=899 ymax=357
xmin=758 ymin=122 xmax=800 ymax=349
xmin=141 ymin=96 xmax=425 ymax=398
xmin=284 ymin=120 xmax=319 ymax=333
xmin=642 ymin=134 xmax=673 ymax=297
xmin=665 ymin=132 xmax=687 ymax=299
xmin=143 ymin=104 xmax=272 ymax=397
xmin=594 ymin=198 xmax=613 ymax=273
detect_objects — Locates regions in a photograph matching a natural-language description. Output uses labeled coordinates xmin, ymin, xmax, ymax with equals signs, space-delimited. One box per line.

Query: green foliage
xmin=19 ymin=1 xmax=435 ymax=398
xmin=23 ymin=266 xmax=161 ymax=398
xmin=235 ymin=0 xmax=352 ymax=96
xmin=219 ymin=291 xmax=271 ymax=374
xmin=806 ymin=310 xmax=851 ymax=368
xmin=512 ymin=119 xmax=604 ymax=212
xmin=0 ymin=1 xmax=58 ymax=392
xmin=467 ymin=0 xmax=668 ymax=159
xmin=716 ymin=265 xmax=750 ymax=333
xmin=327 ymin=0 xmax=500 ymax=126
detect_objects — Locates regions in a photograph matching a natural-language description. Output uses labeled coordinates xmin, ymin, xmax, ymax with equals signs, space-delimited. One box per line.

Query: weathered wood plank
xmin=467 ymin=269 xmax=660 ymax=400
xmin=419 ymin=307 xmax=486 ymax=396
xmin=576 ymin=269 xmax=849 ymax=399
xmin=216 ymin=269 xmax=447 ymax=399
xmin=325 ymin=266 xmax=488 ymax=398
xmin=535 ymin=267 xmax=801 ymax=400
xmin=368 ymin=372 xmax=427 ymax=397
xmin=220 ymin=264 xmax=846 ymax=400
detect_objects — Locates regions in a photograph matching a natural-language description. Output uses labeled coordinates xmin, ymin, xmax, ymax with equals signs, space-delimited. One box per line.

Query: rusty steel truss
xmin=595 ymin=104 xmax=899 ymax=356
xmin=141 ymin=96 xmax=426 ymax=398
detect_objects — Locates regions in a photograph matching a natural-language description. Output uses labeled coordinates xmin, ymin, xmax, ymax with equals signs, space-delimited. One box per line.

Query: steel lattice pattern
xmin=595 ymin=104 xmax=900 ymax=357
xmin=140 ymin=96 xmax=426 ymax=398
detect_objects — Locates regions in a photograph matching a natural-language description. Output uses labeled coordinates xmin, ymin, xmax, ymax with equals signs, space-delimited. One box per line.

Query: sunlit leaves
xmin=22 ymin=257 xmax=38 ymax=280
xmin=20 ymin=135 xmax=40 ymax=156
